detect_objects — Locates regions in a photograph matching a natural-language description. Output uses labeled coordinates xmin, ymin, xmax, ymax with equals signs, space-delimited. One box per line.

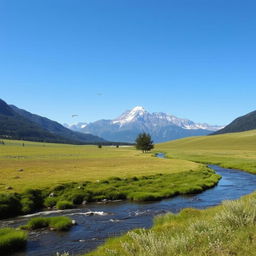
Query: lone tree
xmin=135 ymin=133 xmax=154 ymax=153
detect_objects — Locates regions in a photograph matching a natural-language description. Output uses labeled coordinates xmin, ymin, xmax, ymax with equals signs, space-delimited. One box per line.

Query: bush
xmin=23 ymin=216 xmax=72 ymax=231
xmin=49 ymin=216 xmax=72 ymax=231
xmin=24 ymin=217 xmax=49 ymax=229
xmin=56 ymin=201 xmax=74 ymax=210
xmin=0 ymin=194 xmax=22 ymax=219
xmin=215 ymin=199 xmax=256 ymax=229
xmin=67 ymin=192 xmax=85 ymax=205
xmin=21 ymin=189 xmax=44 ymax=214
xmin=44 ymin=197 xmax=57 ymax=208
xmin=0 ymin=228 xmax=27 ymax=254
xmin=128 ymin=192 xmax=162 ymax=201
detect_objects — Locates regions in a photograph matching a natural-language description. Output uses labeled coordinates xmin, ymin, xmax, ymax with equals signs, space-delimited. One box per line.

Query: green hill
xmin=213 ymin=110 xmax=256 ymax=135
xmin=0 ymin=99 xmax=106 ymax=144
xmin=156 ymin=130 xmax=256 ymax=173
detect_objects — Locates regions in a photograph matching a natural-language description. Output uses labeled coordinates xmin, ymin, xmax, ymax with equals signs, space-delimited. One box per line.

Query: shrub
xmin=0 ymin=228 xmax=27 ymax=254
xmin=49 ymin=217 xmax=72 ymax=231
xmin=44 ymin=197 xmax=57 ymax=208
xmin=23 ymin=216 xmax=72 ymax=231
xmin=56 ymin=201 xmax=74 ymax=210
xmin=128 ymin=192 xmax=162 ymax=201
xmin=25 ymin=217 xmax=49 ymax=229
xmin=67 ymin=192 xmax=85 ymax=205
xmin=21 ymin=189 xmax=44 ymax=214
xmin=0 ymin=194 xmax=21 ymax=219
xmin=215 ymin=199 xmax=256 ymax=229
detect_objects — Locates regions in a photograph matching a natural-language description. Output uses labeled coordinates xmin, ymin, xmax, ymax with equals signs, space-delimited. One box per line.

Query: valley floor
xmin=2 ymin=131 xmax=256 ymax=255
xmin=156 ymin=129 xmax=256 ymax=174
xmin=0 ymin=139 xmax=199 ymax=193
xmin=86 ymin=130 xmax=256 ymax=256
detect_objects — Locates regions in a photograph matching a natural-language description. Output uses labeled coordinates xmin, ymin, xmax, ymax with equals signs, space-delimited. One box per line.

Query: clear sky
xmin=1 ymin=0 xmax=256 ymax=126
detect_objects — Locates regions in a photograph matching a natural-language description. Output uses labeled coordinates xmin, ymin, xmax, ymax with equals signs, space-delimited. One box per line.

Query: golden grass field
xmin=0 ymin=139 xmax=200 ymax=192
xmin=156 ymin=129 xmax=256 ymax=173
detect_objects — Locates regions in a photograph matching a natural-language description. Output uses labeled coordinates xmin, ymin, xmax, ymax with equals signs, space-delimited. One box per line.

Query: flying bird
xmin=72 ymin=115 xmax=79 ymax=118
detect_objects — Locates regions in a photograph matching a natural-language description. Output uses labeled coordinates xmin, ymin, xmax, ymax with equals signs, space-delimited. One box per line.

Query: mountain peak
xmin=113 ymin=106 xmax=147 ymax=126
xmin=131 ymin=106 xmax=146 ymax=112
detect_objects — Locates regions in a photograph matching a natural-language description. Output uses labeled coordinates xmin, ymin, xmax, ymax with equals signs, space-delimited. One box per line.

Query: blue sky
xmin=1 ymin=0 xmax=256 ymax=125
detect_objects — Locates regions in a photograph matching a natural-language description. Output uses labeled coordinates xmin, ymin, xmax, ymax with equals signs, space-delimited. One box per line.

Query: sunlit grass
xmin=86 ymin=193 xmax=256 ymax=256
xmin=0 ymin=139 xmax=200 ymax=192
xmin=0 ymin=228 xmax=27 ymax=254
xmin=22 ymin=216 xmax=72 ymax=231
xmin=156 ymin=129 xmax=256 ymax=173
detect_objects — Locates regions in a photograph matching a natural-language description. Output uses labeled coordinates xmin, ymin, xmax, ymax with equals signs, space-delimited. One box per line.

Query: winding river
xmin=2 ymin=163 xmax=256 ymax=256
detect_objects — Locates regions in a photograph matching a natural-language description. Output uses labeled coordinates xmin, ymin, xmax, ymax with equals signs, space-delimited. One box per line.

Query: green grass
xmin=56 ymin=201 xmax=74 ymax=210
xmin=0 ymin=166 xmax=220 ymax=219
xmin=0 ymin=138 xmax=218 ymax=219
xmin=0 ymin=139 xmax=200 ymax=193
xmin=22 ymin=216 xmax=72 ymax=231
xmin=0 ymin=228 xmax=27 ymax=254
xmin=84 ymin=130 xmax=256 ymax=256
xmin=156 ymin=129 xmax=256 ymax=174
xmin=85 ymin=193 xmax=256 ymax=256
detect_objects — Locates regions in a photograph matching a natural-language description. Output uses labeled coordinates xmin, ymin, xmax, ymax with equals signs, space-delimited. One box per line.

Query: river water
xmin=2 ymin=164 xmax=256 ymax=256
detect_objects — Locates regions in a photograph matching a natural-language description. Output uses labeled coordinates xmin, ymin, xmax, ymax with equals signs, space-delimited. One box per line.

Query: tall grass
xmin=0 ymin=167 xmax=220 ymax=219
xmin=0 ymin=228 xmax=27 ymax=254
xmin=22 ymin=216 xmax=73 ymax=231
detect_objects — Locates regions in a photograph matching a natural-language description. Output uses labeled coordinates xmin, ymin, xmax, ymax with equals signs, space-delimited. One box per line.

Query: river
xmin=1 ymin=164 xmax=256 ymax=256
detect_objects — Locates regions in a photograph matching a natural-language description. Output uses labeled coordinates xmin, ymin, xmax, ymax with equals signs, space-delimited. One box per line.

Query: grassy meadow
xmin=156 ymin=129 xmax=256 ymax=173
xmin=0 ymin=139 xmax=200 ymax=193
xmin=84 ymin=130 xmax=256 ymax=256
xmin=0 ymin=138 xmax=221 ymax=220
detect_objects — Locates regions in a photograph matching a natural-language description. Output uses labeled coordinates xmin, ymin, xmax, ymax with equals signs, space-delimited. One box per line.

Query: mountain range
xmin=0 ymin=99 xmax=106 ymax=144
xmin=66 ymin=106 xmax=223 ymax=143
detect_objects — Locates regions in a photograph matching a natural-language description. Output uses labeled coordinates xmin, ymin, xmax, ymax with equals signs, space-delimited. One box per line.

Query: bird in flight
xmin=72 ymin=115 xmax=79 ymax=118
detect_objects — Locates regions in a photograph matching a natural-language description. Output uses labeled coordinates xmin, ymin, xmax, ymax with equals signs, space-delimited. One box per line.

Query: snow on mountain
xmin=113 ymin=106 xmax=147 ymax=126
xmin=112 ymin=106 xmax=222 ymax=131
xmin=66 ymin=106 xmax=223 ymax=143
xmin=64 ymin=122 xmax=88 ymax=131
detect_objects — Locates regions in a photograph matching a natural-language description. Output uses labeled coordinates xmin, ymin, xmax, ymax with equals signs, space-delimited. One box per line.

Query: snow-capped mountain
xmin=64 ymin=122 xmax=88 ymax=132
xmin=66 ymin=106 xmax=223 ymax=143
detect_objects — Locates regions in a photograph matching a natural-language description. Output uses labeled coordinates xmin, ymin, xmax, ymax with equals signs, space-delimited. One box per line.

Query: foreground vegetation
xmin=21 ymin=216 xmax=73 ymax=231
xmin=0 ymin=166 xmax=220 ymax=219
xmin=0 ymin=228 xmax=27 ymax=254
xmin=0 ymin=139 xmax=199 ymax=192
xmin=86 ymin=193 xmax=256 ymax=256
xmin=156 ymin=129 xmax=256 ymax=174
xmin=84 ymin=130 xmax=256 ymax=256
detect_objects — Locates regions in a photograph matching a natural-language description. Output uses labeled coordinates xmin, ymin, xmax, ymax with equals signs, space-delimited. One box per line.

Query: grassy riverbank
xmin=0 ymin=166 xmax=220 ymax=219
xmin=21 ymin=216 xmax=72 ymax=231
xmin=0 ymin=139 xmax=200 ymax=192
xmin=156 ymin=129 xmax=256 ymax=174
xmin=86 ymin=192 xmax=256 ymax=256
xmin=85 ymin=130 xmax=256 ymax=256
xmin=0 ymin=228 xmax=27 ymax=254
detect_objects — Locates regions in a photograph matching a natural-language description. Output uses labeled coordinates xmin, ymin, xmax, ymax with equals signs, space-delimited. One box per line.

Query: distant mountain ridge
xmin=213 ymin=110 xmax=256 ymax=135
xmin=0 ymin=99 xmax=106 ymax=144
xmin=67 ymin=106 xmax=223 ymax=143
